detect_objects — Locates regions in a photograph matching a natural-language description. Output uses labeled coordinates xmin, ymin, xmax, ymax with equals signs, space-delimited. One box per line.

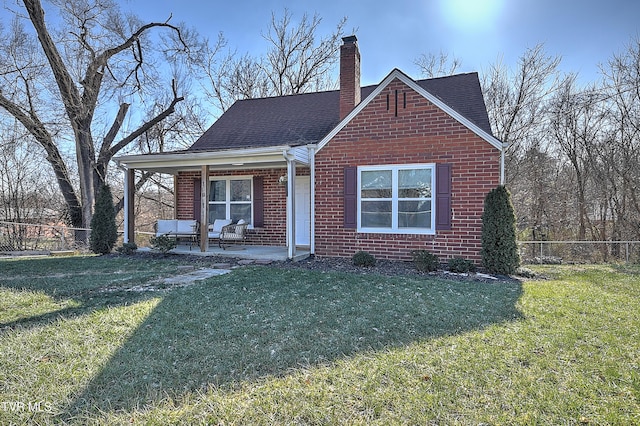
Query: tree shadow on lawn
xmin=0 ymin=257 xmax=174 ymax=333
xmin=64 ymin=267 xmax=523 ymax=418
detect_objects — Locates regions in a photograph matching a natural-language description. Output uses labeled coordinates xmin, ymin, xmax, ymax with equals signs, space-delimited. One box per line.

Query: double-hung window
xmin=358 ymin=164 xmax=435 ymax=234
xmin=209 ymin=177 xmax=252 ymax=225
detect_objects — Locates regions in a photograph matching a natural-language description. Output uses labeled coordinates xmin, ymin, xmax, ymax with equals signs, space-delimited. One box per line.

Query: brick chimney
xmin=339 ymin=35 xmax=361 ymax=119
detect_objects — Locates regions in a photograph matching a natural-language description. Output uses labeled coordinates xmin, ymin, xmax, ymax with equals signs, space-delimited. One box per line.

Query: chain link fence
xmin=0 ymin=221 xmax=91 ymax=253
xmin=518 ymin=240 xmax=640 ymax=264
xmin=2 ymin=221 xmax=639 ymax=263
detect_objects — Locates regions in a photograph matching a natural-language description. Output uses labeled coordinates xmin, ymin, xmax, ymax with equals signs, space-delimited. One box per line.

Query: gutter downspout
xmin=501 ymin=142 xmax=508 ymax=185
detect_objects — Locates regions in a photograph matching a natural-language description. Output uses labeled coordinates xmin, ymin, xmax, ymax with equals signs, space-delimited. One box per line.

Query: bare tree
xmin=510 ymin=144 xmax=565 ymax=241
xmin=201 ymin=50 xmax=270 ymax=113
xmin=0 ymin=0 xmax=200 ymax=231
xmin=548 ymin=75 xmax=606 ymax=240
xmin=262 ymin=10 xmax=346 ymax=96
xmin=0 ymin=118 xmax=63 ymax=249
xmin=196 ymin=9 xmax=346 ymax=114
xmin=0 ymin=122 xmax=59 ymax=223
xmin=600 ymin=37 xmax=640 ymax=242
xmin=482 ymin=44 xmax=561 ymax=185
xmin=414 ymin=51 xmax=462 ymax=78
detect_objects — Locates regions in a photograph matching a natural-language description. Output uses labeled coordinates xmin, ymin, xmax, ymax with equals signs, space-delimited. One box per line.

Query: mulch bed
xmin=126 ymin=251 xmax=520 ymax=284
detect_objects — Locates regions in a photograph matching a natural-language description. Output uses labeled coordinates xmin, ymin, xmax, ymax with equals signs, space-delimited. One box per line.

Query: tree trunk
xmin=4 ymin=0 xmax=188 ymax=236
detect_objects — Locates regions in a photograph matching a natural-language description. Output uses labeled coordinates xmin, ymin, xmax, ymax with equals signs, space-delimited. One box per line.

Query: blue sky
xmin=126 ymin=0 xmax=640 ymax=86
xmin=0 ymin=0 xmax=637 ymax=85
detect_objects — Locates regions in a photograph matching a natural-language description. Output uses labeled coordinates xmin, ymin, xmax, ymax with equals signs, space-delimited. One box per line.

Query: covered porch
xmin=115 ymin=144 xmax=316 ymax=260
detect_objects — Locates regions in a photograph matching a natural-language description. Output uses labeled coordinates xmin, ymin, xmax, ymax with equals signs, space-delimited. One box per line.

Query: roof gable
xmin=316 ymin=69 xmax=502 ymax=152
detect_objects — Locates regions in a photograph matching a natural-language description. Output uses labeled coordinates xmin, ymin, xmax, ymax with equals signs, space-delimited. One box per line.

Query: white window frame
xmin=208 ymin=176 xmax=253 ymax=227
xmin=357 ymin=164 xmax=436 ymax=235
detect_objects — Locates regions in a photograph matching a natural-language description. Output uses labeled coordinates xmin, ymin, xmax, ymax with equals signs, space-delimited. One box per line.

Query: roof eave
xmin=114 ymin=145 xmax=310 ymax=174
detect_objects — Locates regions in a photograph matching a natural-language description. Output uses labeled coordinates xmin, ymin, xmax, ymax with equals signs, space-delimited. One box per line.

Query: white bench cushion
xmin=157 ymin=219 xmax=198 ymax=237
xmin=156 ymin=219 xmax=177 ymax=236
xmin=208 ymin=219 xmax=232 ymax=238
xmin=176 ymin=220 xmax=197 ymax=235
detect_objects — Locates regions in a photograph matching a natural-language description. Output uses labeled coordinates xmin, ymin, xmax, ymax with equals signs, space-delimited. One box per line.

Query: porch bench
xmin=155 ymin=219 xmax=199 ymax=248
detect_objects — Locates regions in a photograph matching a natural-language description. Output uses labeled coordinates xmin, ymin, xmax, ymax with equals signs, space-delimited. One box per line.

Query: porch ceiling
xmin=115 ymin=145 xmax=310 ymax=174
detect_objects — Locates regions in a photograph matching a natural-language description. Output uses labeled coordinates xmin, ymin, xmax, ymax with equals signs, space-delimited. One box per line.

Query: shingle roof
xmin=415 ymin=73 xmax=493 ymax=136
xmin=187 ymin=72 xmax=493 ymax=152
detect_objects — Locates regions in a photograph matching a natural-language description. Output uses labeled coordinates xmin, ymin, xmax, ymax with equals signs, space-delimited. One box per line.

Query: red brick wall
xmin=175 ymin=171 xmax=199 ymax=220
xmin=315 ymin=78 xmax=501 ymax=262
xmin=175 ymin=168 xmax=309 ymax=246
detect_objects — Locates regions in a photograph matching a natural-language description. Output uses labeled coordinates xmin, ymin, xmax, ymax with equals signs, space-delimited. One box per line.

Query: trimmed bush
xmin=150 ymin=235 xmax=177 ymax=254
xmin=411 ymin=250 xmax=439 ymax=272
xmin=448 ymin=257 xmax=477 ymax=273
xmin=353 ymin=251 xmax=376 ymax=267
xmin=89 ymin=184 xmax=118 ymax=255
xmin=516 ymin=267 xmax=536 ymax=278
xmin=481 ymin=185 xmax=520 ymax=274
xmin=116 ymin=242 xmax=138 ymax=255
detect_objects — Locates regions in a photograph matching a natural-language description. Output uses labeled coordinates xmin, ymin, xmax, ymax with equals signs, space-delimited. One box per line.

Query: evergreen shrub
xmin=448 ymin=257 xmax=477 ymax=273
xmin=411 ymin=250 xmax=439 ymax=272
xmin=116 ymin=242 xmax=138 ymax=255
xmin=353 ymin=251 xmax=376 ymax=267
xmin=89 ymin=184 xmax=118 ymax=255
xmin=481 ymin=185 xmax=520 ymax=274
xmin=150 ymin=235 xmax=177 ymax=254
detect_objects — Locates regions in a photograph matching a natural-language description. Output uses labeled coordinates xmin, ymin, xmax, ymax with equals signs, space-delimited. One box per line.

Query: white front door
xmin=295 ymin=176 xmax=311 ymax=246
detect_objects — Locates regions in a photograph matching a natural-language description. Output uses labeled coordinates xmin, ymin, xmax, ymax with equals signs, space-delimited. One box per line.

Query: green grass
xmin=1 ymin=257 xmax=639 ymax=424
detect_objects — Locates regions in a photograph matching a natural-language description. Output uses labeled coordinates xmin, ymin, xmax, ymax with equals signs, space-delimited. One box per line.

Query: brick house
xmin=116 ymin=36 xmax=504 ymax=262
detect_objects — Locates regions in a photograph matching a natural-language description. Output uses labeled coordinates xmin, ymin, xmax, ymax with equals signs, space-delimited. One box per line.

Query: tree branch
xmin=106 ymin=80 xmax=184 ymax=160
xmin=80 ymin=18 xmax=186 ymax=121
xmin=99 ymin=102 xmax=130 ymax=159
xmin=22 ymin=0 xmax=84 ymax=122
xmin=113 ymin=171 xmax=154 ymax=214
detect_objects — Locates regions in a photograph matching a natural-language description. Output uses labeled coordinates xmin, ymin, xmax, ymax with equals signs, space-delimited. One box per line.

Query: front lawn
xmin=1 ymin=256 xmax=638 ymax=424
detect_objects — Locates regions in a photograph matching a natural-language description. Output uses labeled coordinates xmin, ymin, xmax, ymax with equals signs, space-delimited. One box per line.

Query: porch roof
xmin=115 ymin=144 xmax=312 ymax=174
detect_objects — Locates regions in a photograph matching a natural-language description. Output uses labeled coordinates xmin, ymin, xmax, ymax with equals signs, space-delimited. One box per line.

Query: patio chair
xmin=218 ymin=219 xmax=249 ymax=249
xmin=208 ymin=219 xmax=232 ymax=240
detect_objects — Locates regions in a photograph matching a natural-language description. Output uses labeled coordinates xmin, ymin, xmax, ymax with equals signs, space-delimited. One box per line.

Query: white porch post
xmin=200 ymin=165 xmax=210 ymax=252
xmin=123 ymin=168 xmax=135 ymax=244
xmin=286 ymin=155 xmax=296 ymax=259
xmin=123 ymin=168 xmax=130 ymax=243
xmin=308 ymin=145 xmax=316 ymax=255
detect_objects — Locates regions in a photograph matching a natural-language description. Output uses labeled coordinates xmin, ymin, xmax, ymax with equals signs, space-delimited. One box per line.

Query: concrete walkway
xmin=101 ymin=266 xmax=234 ymax=293
xmin=160 ymin=268 xmax=231 ymax=286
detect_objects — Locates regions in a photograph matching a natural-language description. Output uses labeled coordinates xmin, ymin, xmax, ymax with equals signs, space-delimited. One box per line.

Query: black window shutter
xmin=344 ymin=166 xmax=357 ymax=229
xmin=193 ymin=178 xmax=202 ymax=221
xmin=435 ymin=163 xmax=452 ymax=230
xmin=253 ymin=176 xmax=264 ymax=227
